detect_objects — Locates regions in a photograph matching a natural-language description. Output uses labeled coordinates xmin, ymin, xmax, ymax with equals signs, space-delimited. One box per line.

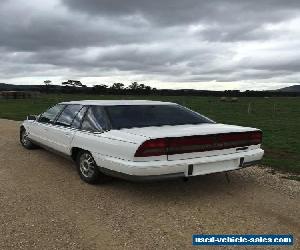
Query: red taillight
xmin=218 ymin=132 xmax=250 ymax=148
xmin=134 ymin=131 xmax=262 ymax=157
xmin=168 ymin=136 xmax=215 ymax=154
xmin=218 ymin=133 xmax=249 ymax=142
xmin=134 ymin=138 xmax=168 ymax=157
xmin=249 ymin=131 xmax=262 ymax=144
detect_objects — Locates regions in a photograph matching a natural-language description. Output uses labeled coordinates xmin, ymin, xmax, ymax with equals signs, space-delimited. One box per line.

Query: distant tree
xmin=138 ymin=83 xmax=146 ymax=90
xmin=62 ymin=80 xmax=83 ymax=87
xmin=62 ymin=80 xmax=73 ymax=87
xmin=74 ymin=81 xmax=83 ymax=87
xmin=43 ymin=80 xmax=52 ymax=93
xmin=61 ymin=80 xmax=86 ymax=94
xmin=127 ymin=82 xmax=153 ymax=94
xmin=44 ymin=80 xmax=51 ymax=85
xmin=128 ymin=82 xmax=139 ymax=90
xmin=94 ymin=84 xmax=108 ymax=90
xmin=144 ymin=85 xmax=152 ymax=92
xmin=111 ymin=83 xmax=124 ymax=90
xmin=93 ymin=84 xmax=108 ymax=93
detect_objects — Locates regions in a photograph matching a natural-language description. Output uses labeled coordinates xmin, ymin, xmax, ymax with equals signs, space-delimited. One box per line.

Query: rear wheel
xmin=20 ymin=128 xmax=37 ymax=149
xmin=76 ymin=151 xmax=108 ymax=184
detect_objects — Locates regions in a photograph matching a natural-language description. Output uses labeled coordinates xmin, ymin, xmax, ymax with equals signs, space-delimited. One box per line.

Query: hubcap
xmin=79 ymin=153 xmax=95 ymax=178
xmin=22 ymin=131 xmax=29 ymax=145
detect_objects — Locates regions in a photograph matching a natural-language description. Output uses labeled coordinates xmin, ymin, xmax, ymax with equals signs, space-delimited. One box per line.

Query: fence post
xmin=247 ymin=103 xmax=251 ymax=114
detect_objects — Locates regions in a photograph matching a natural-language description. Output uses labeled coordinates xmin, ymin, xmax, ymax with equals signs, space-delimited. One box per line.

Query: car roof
xmin=59 ymin=100 xmax=175 ymax=106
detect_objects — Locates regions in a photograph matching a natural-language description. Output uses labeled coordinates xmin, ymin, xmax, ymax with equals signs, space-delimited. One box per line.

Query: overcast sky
xmin=1 ymin=0 xmax=300 ymax=90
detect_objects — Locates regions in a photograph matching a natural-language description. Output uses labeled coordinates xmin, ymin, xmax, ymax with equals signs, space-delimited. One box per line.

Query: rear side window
xmin=56 ymin=105 xmax=82 ymax=127
xmin=38 ymin=104 xmax=65 ymax=124
xmin=71 ymin=106 xmax=88 ymax=129
xmin=81 ymin=106 xmax=110 ymax=132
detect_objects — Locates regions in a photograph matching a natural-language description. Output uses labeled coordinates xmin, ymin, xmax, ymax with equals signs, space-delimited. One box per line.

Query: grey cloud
xmin=62 ymin=0 xmax=300 ymax=43
xmin=62 ymin=0 xmax=300 ymax=25
xmin=0 ymin=14 xmax=147 ymax=51
xmin=1 ymin=0 xmax=300 ymax=89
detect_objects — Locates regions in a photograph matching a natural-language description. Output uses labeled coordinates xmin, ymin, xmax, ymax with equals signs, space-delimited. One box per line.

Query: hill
xmin=277 ymin=85 xmax=300 ymax=92
xmin=0 ymin=83 xmax=55 ymax=91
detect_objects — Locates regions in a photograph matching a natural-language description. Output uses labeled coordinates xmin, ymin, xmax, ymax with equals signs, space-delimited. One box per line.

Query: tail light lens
xmin=249 ymin=131 xmax=262 ymax=144
xmin=168 ymin=136 xmax=215 ymax=154
xmin=134 ymin=131 xmax=262 ymax=157
xmin=134 ymin=138 xmax=168 ymax=157
xmin=218 ymin=132 xmax=251 ymax=148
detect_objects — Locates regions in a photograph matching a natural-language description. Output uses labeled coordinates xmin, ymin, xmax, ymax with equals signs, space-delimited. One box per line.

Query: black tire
xmin=20 ymin=128 xmax=37 ymax=149
xmin=76 ymin=151 xmax=108 ymax=184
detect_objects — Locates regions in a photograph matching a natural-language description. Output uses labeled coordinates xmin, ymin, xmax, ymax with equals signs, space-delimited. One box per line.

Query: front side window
xmin=56 ymin=105 xmax=82 ymax=127
xmin=38 ymin=104 xmax=65 ymax=124
xmin=81 ymin=106 xmax=110 ymax=132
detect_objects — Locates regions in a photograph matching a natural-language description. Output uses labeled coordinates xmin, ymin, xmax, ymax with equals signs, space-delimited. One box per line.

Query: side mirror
xmin=27 ymin=115 xmax=37 ymax=121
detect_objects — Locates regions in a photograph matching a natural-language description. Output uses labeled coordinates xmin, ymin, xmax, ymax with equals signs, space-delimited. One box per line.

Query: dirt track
xmin=0 ymin=119 xmax=299 ymax=250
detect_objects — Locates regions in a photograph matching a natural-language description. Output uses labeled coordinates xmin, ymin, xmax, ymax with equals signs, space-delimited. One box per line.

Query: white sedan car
xmin=20 ymin=100 xmax=264 ymax=184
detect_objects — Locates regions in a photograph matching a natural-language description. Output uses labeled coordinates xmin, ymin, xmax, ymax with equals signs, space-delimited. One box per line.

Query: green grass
xmin=0 ymin=94 xmax=299 ymax=174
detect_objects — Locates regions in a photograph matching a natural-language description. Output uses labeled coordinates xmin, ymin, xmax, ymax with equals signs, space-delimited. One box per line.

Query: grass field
xmin=0 ymin=94 xmax=299 ymax=174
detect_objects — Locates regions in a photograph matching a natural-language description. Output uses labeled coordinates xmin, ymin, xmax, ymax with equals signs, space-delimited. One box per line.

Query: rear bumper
xmin=99 ymin=168 xmax=185 ymax=182
xmin=94 ymin=148 xmax=264 ymax=181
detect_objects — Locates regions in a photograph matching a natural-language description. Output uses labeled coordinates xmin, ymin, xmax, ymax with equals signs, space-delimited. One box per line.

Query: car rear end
xmin=97 ymin=124 xmax=264 ymax=181
xmin=131 ymin=128 xmax=263 ymax=178
xmin=94 ymin=103 xmax=264 ymax=181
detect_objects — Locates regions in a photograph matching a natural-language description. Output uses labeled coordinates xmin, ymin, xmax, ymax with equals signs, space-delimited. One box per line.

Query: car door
xmin=47 ymin=104 xmax=84 ymax=155
xmin=29 ymin=104 xmax=66 ymax=146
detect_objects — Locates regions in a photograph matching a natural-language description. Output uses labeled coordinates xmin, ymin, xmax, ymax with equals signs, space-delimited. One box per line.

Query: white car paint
xmin=21 ymin=100 xmax=264 ymax=181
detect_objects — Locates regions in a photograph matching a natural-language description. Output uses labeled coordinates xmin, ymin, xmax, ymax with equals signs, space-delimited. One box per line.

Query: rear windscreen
xmin=105 ymin=105 xmax=214 ymax=129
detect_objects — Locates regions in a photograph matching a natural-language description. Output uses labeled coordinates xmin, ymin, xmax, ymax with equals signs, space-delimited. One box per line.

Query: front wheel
xmin=20 ymin=128 xmax=37 ymax=149
xmin=76 ymin=151 xmax=108 ymax=184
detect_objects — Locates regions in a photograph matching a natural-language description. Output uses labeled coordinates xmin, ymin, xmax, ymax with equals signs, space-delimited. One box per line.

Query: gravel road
xmin=0 ymin=119 xmax=299 ymax=250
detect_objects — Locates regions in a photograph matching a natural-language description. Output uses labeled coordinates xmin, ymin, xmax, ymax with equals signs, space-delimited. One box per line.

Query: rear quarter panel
xmin=71 ymin=130 xmax=140 ymax=161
